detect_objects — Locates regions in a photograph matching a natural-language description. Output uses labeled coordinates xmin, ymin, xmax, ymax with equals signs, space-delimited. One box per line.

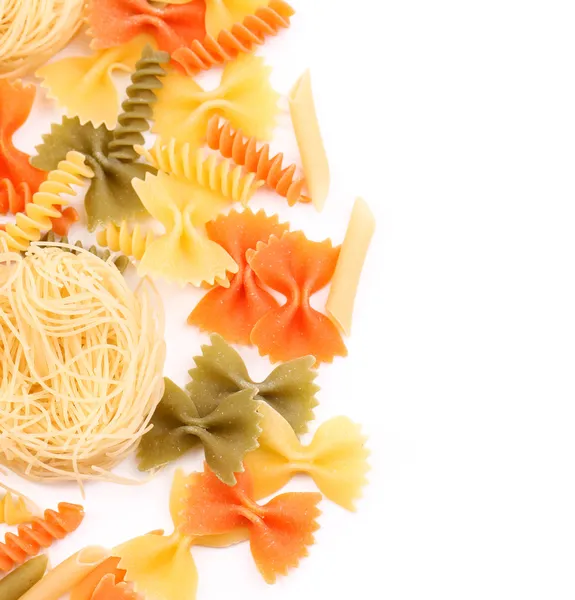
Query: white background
xmin=3 ymin=0 xmax=575 ymax=598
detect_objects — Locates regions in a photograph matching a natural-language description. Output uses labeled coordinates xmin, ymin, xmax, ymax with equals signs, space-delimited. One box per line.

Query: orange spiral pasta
xmin=0 ymin=179 xmax=31 ymax=215
xmin=206 ymin=116 xmax=309 ymax=205
xmin=173 ymin=0 xmax=294 ymax=75
xmin=0 ymin=503 xmax=84 ymax=572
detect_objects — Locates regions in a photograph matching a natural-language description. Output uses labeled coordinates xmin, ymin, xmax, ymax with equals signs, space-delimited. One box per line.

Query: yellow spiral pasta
xmin=0 ymin=151 xmax=94 ymax=252
xmin=137 ymin=138 xmax=263 ymax=205
xmin=0 ymin=493 xmax=34 ymax=526
xmin=96 ymin=221 xmax=156 ymax=261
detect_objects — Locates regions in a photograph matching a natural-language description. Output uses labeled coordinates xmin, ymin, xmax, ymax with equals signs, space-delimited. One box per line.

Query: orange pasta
xmin=0 ymin=503 xmax=84 ymax=572
xmin=70 ymin=557 xmax=126 ymax=600
xmin=188 ymin=209 xmax=289 ymax=344
xmin=206 ymin=116 xmax=309 ymax=205
xmin=91 ymin=574 xmax=139 ymax=600
xmin=247 ymin=231 xmax=347 ymax=364
xmin=86 ymin=0 xmax=206 ymax=54
xmin=179 ymin=464 xmax=321 ymax=584
xmin=173 ymin=0 xmax=294 ymax=74
xmin=0 ymin=178 xmax=31 ymax=215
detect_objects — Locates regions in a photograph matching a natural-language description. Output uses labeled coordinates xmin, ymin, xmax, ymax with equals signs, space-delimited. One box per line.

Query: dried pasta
xmin=245 ymin=403 xmax=369 ymax=510
xmin=180 ymin=464 xmax=322 ymax=583
xmin=0 ymin=151 xmax=92 ymax=252
xmin=247 ymin=231 xmax=347 ymax=364
xmin=138 ymin=138 xmax=263 ymax=205
xmin=87 ymin=0 xmax=206 ymax=54
xmin=91 ymin=574 xmax=139 ymax=600
xmin=0 ymin=0 xmax=85 ymax=79
xmin=108 ymin=45 xmax=170 ymax=163
xmin=96 ymin=222 xmax=156 ymax=261
xmin=174 ymin=0 xmax=294 ymax=74
xmin=133 ymin=171 xmax=238 ymax=286
xmin=154 ymin=54 xmax=279 ymax=148
xmin=138 ymin=377 xmax=261 ymax=485
xmin=0 ymin=555 xmax=48 ymax=600
xmin=0 ymin=503 xmax=84 ymax=572
xmin=39 ymin=231 xmax=131 ymax=274
xmin=205 ymin=0 xmax=269 ymax=36
xmin=0 ymin=493 xmax=34 ymax=526
xmin=206 ymin=116 xmax=309 ymax=205
xmin=70 ymin=557 xmax=126 ymax=600
xmin=0 ymin=81 xmax=46 ymax=201
xmin=36 ymin=37 xmax=151 ymax=129
xmin=326 ymin=198 xmax=375 ymax=335
xmin=187 ymin=334 xmax=319 ymax=434
xmin=19 ymin=546 xmax=111 ymax=600
xmin=0 ymin=245 xmax=166 ymax=483
xmin=188 ymin=210 xmax=289 ymax=344
xmin=289 ymin=70 xmax=330 ymax=211
xmin=31 ymin=117 xmax=155 ymax=230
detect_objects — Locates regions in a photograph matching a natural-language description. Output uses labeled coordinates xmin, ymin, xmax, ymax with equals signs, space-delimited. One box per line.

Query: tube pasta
xmin=288 ymin=70 xmax=330 ymax=211
xmin=206 ymin=115 xmax=309 ymax=205
xmin=0 ymin=151 xmax=94 ymax=252
xmin=173 ymin=0 xmax=294 ymax=74
xmin=138 ymin=138 xmax=263 ymax=205
xmin=0 ymin=555 xmax=48 ymax=600
xmin=326 ymin=198 xmax=375 ymax=335
xmin=96 ymin=222 xmax=157 ymax=261
xmin=19 ymin=546 xmax=111 ymax=600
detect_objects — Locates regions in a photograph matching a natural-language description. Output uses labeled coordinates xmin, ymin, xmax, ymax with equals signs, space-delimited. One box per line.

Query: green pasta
xmin=39 ymin=231 xmax=130 ymax=273
xmin=186 ymin=334 xmax=319 ymax=434
xmin=137 ymin=377 xmax=261 ymax=485
xmin=31 ymin=116 xmax=155 ymax=231
xmin=108 ymin=45 xmax=169 ymax=163
xmin=0 ymin=555 xmax=48 ymax=599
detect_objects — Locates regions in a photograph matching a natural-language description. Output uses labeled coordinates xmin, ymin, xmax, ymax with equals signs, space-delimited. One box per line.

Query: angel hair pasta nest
xmin=0 ymin=242 xmax=166 ymax=483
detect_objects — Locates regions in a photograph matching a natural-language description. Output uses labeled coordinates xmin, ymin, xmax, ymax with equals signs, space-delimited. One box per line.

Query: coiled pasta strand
xmin=206 ymin=116 xmax=309 ymax=205
xmin=0 ymin=503 xmax=84 ymax=572
xmin=0 ymin=151 xmax=94 ymax=252
xmin=108 ymin=45 xmax=170 ymax=163
xmin=39 ymin=231 xmax=131 ymax=273
xmin=137 ymin=138 xmax=263 ymax=205
xmin=0 ymin=179 xmax=31 ymax=215
xmin=173 ymin=0 xmax=294 ymax=74
xmin=96 ymin=221 xmax=156 ymax=261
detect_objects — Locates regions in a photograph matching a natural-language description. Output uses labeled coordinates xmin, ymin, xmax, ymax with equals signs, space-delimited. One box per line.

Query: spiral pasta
xmin=138 ymin=138 xmax=263 ymax=205
xmin=206 ymin=115 xmax=309 ymax=205
xmin=0 ymin=493 xmax=34 ymax=526
xmin=0 ymin=503 xmax=84 ymax=572
xmin=108 ymin=45 xmax=170 ymax=163
xmin=0 ymin=151 xmax=94 ymax=252
xmin=96 ymin=221 xmax=157 ymax=261
xmin=0 ymin=179 xmax=31 ymax=216
xmin=173 ymin=0 xmax=295 ymax=74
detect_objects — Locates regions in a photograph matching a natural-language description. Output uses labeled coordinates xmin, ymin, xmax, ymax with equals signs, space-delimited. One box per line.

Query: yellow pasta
xmin=244 ymin=403 xmax=370 ymax=511
xmin=96 ymin=221 xmax=157 ymax=261
xmin=0 ymin=151 xmax=94 ymax=252
xmin=138 ymin=138 xmax=263 ymax=205
xmin=37 ymin=36 xmax=151 ymax=129
xmin=326 ymin=197 xmax=375 ymax=336
xmin=0 ymin=492 xmax=34 ymax=526
xmin=132 ymin=171 xmax=238 ymax=286
xmin=154 ymin=53 xmax=279 ymax=148
xmin=288 ymin=69 xmax=330 ymax=211
xmin=204 ymin=0 xmax=270 ymax=36
xmin=19 ymin=546 xmax=110 ymax=600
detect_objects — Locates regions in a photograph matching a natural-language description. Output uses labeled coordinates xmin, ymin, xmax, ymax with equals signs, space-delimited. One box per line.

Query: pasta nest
xmin=0 ymin=243 xmax=166 ymax=484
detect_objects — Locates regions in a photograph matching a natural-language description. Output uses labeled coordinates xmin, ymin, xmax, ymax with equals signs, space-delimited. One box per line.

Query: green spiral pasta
xmin=108 ymin=45 xmax=170 ymax=162
xmin=39 ymin=231 xmax=131 ymax=273
xmin=0 ymin=555 xmax=48 ymax=599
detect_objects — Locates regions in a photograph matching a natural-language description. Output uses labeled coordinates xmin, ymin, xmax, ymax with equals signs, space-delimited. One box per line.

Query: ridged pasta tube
xmin=137 ymin=138 xmax=263 ymax=205
xmin=108 ymin=45 xmax=169 ymax=163
xmin=0 ymin=151 xmax=94 ymax=252
xmin=173 ymin=0 xmax=294 ymax=74
xmin=96 ymin=221 xmax=156 ymax=261
xmin=206 ymin=115 xmax=309 ymax=205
